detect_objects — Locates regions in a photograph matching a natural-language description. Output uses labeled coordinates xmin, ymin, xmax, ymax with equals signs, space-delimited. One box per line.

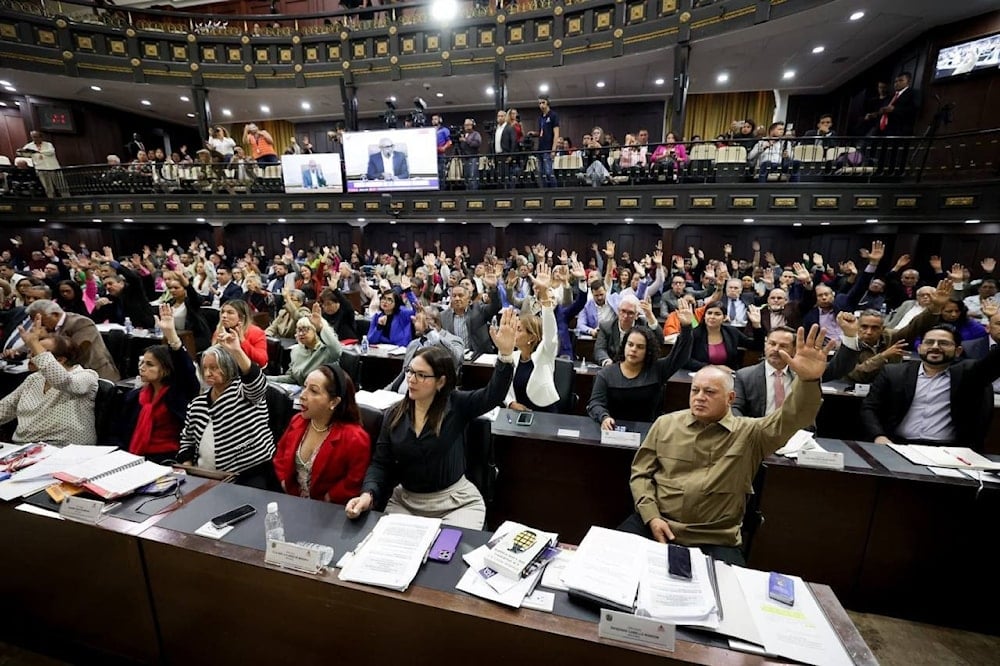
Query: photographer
xmin=456 ymin=118 xmax=482 ymax=191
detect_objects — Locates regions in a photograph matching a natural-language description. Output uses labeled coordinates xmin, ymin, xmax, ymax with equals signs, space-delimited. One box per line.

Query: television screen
xmin=342 ymin=127 xmax=440 ymax=192
xmin=280 ymin=153 xmax=344 ymax=194
xmin=933 ymin=33 xmax=1000 ymax=80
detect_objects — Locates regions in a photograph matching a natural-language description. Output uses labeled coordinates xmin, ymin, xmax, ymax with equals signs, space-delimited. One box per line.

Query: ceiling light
xmin=90 ymin=85 xmax=102 ymax=91
xmin=38 ymin=218 xmax=46 ymax=223
xmin=301 ymin=101 xmax=311 ymax=111
xmin=277 ymin=218 xmax=287 ymax=223
xmin=654 ymin=77 xmax=665 ymax=85
xmin=812 ymin=46 xmax=825 ymax=55
xmin=850 ymin=11 xmax=865 ymax=21
xmin=180 ymin=95 xmax=190 ymax=102
xmin=793 ymin=222 xmax=802 ymax=227
xmin=782 ymin=70 xmax=796 ymax=80
xmin=624 ymin=217 xmax=633 ymax=223
xmin=357 ymin=217 xmax=366 ymax=222
xmin=430 ymin=0 xmax=459 ymax=21
xmin=4 ymin=86 xmax=16 ymax=92
xmin=523 ymin=217 xmax=532 ymax=222
xmin=389 ymin=96 xmax=396 ymax=102
xmin=13 ymin=101 xmax=19 ymax=105
xmin=222 ymin=108 xmax=232 ymax=117
xmin=196 ymin=217 xmax=206 ymax=222
xmin=0 ymin=80 xmax=9 ymax=86
xmin=965 ymin=219 xmax=981 ymax=224
xmin=820 ymin=222 xmax=831 ymax=226
xmin=461 ymin=221 xmax=467 ymax=225
xmin=260 ymin=105 xmax=270 ymax=113
xmin=0 ymin=102 xmax=5 ymax=107
xmin=389 ymin=220 xmax=397 ymax=225
xmin=435 ymin=92 xmax=444 ymax=98
xmin=140 ymin=99 xmax=151 ymax=106
xmin=596 ymin=81 xmax=605 ymax=88
xmin=186 ymin=113 xmax=196 ymax=118
xmin=716 ymin=73 xmax=730 ymax=84
xmin=437 ymin=217 xmax=446 ymax=222
xmin=123 ymin=218 xmax=133 ymax=222
xmin=92 ymin=218 xmax=102 ymax=223
xmin=538 ymin=83 xmax=549 ymax=93
xmin=866 ymin=218 xmax=878 ymax=224
xmin=743 ymin=218 xmax=754 ymax=223
xmin=486 ymin=86 xmax=494 ymax=95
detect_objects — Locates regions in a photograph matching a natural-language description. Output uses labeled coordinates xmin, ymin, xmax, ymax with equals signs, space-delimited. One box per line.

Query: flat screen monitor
xmin=933 ymin=33 xmax=1000 ymax=80
xmin=343 ymin=127 xmax=439 ymax=192
xmin=280 ymin=153 xmax=344 ymax=194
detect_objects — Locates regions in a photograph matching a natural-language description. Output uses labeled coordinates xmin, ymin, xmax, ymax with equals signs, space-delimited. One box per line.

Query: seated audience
xmin=345 ymin=309 xmax=518 ymax=529
xmin=441 ymin=268 xmax=501 ymax=354
xmin=55 ymin=279 xmax=89 ymax=315
xmin=161 ymin=270 xmax=212 ymax=353
xmin=504 ymin=266 xmax=559 ymax=412
xmin=914 ymin=298 xmax=987 ymax=348
xmin=90 ymin=262 xmax=155 ymax=329
xmin=649 ymin=132 xmax=688 ymax=181
xmin=178 ymin=331 xmax=276 ymax=487
xmin=885 ymin=285 xmax=935 ymax=329
xmin=119 ymin=304 xmax=199 ymax=462
xmin=26 ymin=299 xmax=120 ymax=380
xmin=273 ymin=365 xmax=371 ymax=503
xmin=269 ymin=306 xmax=343 ymax=386
xmin=747 ymin=121 xmax=797 ymax=182
xmin=595 ymin=294 xmax=664 ymax=366
xmin=621 ymin=325 xmax=836 ymax=565
xmin=588 ymin=300 xmax=694 ymax=428
xmin=802 ymin=114 xmax=837 ymax=150
xmin=683 ymin=301 xmax=764 ymax=371
xmin=212 ymin=299 xmax=269 ymax=367
xmin=0 ymin=328 xmax=98 ymax=445
xmin=385 ymin=306 xmax=465 ymax=393
xmin=318 ymin=287 xmax=360 ymax=342
xmin=366 ymin=280 xmax=418 ymax=347
xmin=266 ymin=288 xmax=310 ymax=338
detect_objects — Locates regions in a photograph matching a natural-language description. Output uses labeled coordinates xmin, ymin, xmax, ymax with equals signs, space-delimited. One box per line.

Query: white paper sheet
xmin=635 ymin=543 xmax=719 ymax=628
xmin=560 ymin=526 xmax=643 ymax=610
xmin=337 ymin=514 xmax=441 ymax=591
xmin=455 ymin=544 xmax=542 ymax=608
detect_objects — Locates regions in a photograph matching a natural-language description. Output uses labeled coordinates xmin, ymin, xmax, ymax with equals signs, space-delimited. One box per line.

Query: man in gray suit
xmin=595 ymin=294 xmax=663 ymax=366
xmin=386 ymin=306 xmax=465 ymax=393
xmin=440 ymin=267 xmax=500 ymax=355
xmin=732 ymin=313 xmax=859 ymax=418
xmin=27 ymin=299 xmax=120 ymax=381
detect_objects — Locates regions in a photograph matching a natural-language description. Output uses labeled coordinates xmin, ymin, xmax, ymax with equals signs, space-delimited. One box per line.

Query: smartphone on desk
xmin=210 ymin=504 xmax=256 ymax=528
xmin=768 ymin=572 xmax=795 ymax=606
xmin=667 ymin=543 xmax=692 ymax=580
xmin=515 ymin=411 xmax=534 ymax=427
xmin=428 ymin=528 xmax=463 ymax=563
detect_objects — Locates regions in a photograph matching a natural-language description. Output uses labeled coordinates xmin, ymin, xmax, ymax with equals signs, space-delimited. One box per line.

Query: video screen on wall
xmin=933 ymin=33 xmax=1000 ymax=80
xmin=342 ymin=127 xmax=440 ymax=192
xmin=281 ymin=153 xmax=344 ymax=194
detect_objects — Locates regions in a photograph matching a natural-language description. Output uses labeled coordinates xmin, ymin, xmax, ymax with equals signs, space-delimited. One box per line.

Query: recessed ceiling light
xmin=13 ymin=101 xmax=19 ymax=105
xmin=538 ymin=83 xmax=549 ymax=93
xmin=277 ymin=217 xmax=287 ymax=223
xmin=0 ymin=80 xmax=9 ymax=86
xmin=196 ymin=217 xmax=206 ymax=222
xmin=435 ymin=92 xmax=444 ymax=97
xmin=222 ymin=109 xmax=232 ymax=117
xmin=743 ymin=218 xmax=754 ymax=223
xmin=812 ymin=46 xmax=825 ymax=55
xmin=90 ymin=85 xmax=102 ymax=92
xmin=782 ymin=70 xmax=796 ymax=80
xmin=850 ymin=11 xmax=865 ymax=21
xmin=793 ymin=222 xmax=803 ymax=227
xmin=140 ymin=99 xmax=151 ymax=106
xmin=437 ymin=217 xmax=446 ymax=222
xmin=92 ymin=218 xmax=102 ymax=223
xmin=820 ymin=222 xmax=831 ymax=226
xmin=357 ymin=217 xmax=366 ymax=222
xmin=654 ymin=77 xmax=665 ymax=85
xmin=430 ymin=0 xmax=459 ymax=21
xmin=461 ymin=221 xmax=467 ymax=225
xmin=186 ymin=113 xmax=196 ymax=118
xmin=123 ymin=218 xmax=133 ymax=222
xmin=0 ymin=102 xmax=5 ymax=107
xmin=389 ymin=96 xmax=396 ymax=102
xmin=486 ymin=86 xmax=494 ymax=95
xmin=717 ymin=73 xmax=730 ymax=84
xmin=624 ymin=217 xmax=633 ymax=223
xmin=389 ymin=220 xmax=397 ymax=225
xmin=596 ymin=81 xmax=605 ymax=88
xmin=523 ymin=217 xmax=533 ymax=222
xmin=260 ymin=105 xmax=270 ymax=113
xmin=866 ymin=218 xmax=878 ymax=224
xmin=4 ymin=86 xmax=16 ymax=92
xmin=38 ymin=218 xmax=46 ymax=223
xmin=301 ymin=101 xmax=311 ymax=111
xmin=180 ymin=95 xmax=190 ymax=102
xmin=965 ymin=219 xmax=982 ymax=224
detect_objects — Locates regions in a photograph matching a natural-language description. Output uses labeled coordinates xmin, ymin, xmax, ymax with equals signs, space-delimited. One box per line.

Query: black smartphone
xmin=210 ymin=504 xmax=256 ymax=528
xmin=515 ymin=411 xmax=534 ymax=426
xmin=667 ymin=543 xmax=692 ymax=580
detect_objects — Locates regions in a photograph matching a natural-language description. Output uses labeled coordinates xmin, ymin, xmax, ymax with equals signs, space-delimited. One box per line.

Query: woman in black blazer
xmin=684 ymin=301 xmax=764 ymax=370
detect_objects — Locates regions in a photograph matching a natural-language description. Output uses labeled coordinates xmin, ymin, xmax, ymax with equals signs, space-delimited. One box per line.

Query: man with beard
xmin=861 ymin=311 xmax=1000 ymax=449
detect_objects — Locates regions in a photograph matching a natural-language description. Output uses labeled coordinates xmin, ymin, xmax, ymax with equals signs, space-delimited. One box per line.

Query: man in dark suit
xmin=89 ymin=262 xmax=155 ymax=330
xmin=873 ymin=71 xmax=919 ymax=175
xmin=803 ymin=240 xmax=885 ymax=343
xmin=959 ymin=310 xmax=1000 ymax=394
xmin=802 ymin=114 xmax=838 ymax=151
xmin=301 ymin=160 xmax=326 ymax=188
xmin=440 ymin=268 xmax=500 ymax=355
xmin=732 ymin=316 xmax=859 ymax=418
xmin=215 ymin=266 xmax=244 ymax=305
xmin=492 ymin=109 xmax=517 ymax=188
xmin=594 ymin=294 xmax=664 ymax=366
xmin=860 ymin=324 xmax=1000 ymax=450
xmin=125 ymin=133 xmax=146 ymax=161
xmin=28 ymin=299 xmax=120 ymax=380
xmin=366 ymin=138 xmax=409 ymax=180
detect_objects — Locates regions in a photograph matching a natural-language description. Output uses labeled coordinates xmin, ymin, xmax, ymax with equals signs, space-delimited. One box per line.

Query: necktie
xmin=729 ymin=299 xmax=737 ymax=322
xmin=880 ymin=91 xmax=902 ymax=131
xmin=419 ymin=336 xmax=428 ymax=346
xmin=773 ymin=370 xmax=786 ymax=409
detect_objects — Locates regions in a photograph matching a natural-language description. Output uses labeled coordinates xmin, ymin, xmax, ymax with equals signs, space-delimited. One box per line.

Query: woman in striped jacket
xmin=178 ymin=330 xmax=277 ymax=488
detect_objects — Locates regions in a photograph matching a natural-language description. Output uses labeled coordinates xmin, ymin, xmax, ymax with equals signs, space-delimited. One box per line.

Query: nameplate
xmin=598 ymin=609 xmax=676 ymax=652
xmin=853 ymin=383 xmax=870 ymax=396
xmin=59 ymin=495 xmax=104 ymax=524
xmin=797 ymin=450 xmax=845 ymax=470
xmin=265 ymin=539 xmax=325 ymax=574
xmin=557 ymin=428 xmax=581 ymax=438
xmin=601 ymin=430 xmax=642 ymax=447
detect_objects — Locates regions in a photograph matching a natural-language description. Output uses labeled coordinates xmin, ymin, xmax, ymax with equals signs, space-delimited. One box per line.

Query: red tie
xmin=880 ymin=91 xmax=902 ymax=131
xmin=773 ymin=370 xmax=786 ymax=409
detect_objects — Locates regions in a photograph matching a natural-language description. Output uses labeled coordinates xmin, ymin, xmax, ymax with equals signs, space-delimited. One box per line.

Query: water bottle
xmin=360 ymin=334 xmax=369 ymax=355
xmin=123 ymin=316 xmax=133 ymax=334
xmin=879 ymin=302 xmax=887 ymax=316
xmin=295 ymin=541 xmax=335 ymax=567
xmin=153 ymin=321 xmax=163 ymax=338
xmin=264 ymin=501 xmax=285 ymax=543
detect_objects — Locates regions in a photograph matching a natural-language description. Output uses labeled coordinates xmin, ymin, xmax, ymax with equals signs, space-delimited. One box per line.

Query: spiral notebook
xmin=53 ymin=450 xmax=174 ymax=499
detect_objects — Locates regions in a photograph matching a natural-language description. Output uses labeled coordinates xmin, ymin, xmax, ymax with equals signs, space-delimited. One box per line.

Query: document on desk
xmin=0 ymin=445 xmax=116 ymax=501
xmin=355 ymin=389 xmax=405 ymax=411
xmin=472 ymin=353 xmax=498 ymax=367
xmin=734 ymin=567 xmax=853 ymax=666
xmin=337 ymin=514 xmax=441 ymax=591
xmin=635 ymin=543 xmax=719 ymax=629
xmin=560 ymin=526 xmax=643 ymax=612
xmin=455 ymin=545 xmax=543 ymax=608
xmin=889 ymin=444 xmax=1000 ymax=471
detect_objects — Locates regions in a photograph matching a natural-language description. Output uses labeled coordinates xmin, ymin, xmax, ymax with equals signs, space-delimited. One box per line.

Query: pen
xmin=955 ymin=456 xmax=973 ymax=466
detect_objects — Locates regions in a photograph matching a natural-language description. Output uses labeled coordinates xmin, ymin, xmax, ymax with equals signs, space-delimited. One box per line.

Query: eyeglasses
xmin=404 ymin=367 xmax=436 ymax=381
xmin=921 ymin=339 xmax=956 ymax=348
xmin=619 ymin=309 xmax=638 ymax=317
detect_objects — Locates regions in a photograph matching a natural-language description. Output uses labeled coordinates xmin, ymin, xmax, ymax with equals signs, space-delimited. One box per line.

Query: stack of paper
xmin=455 ymin=521 xmax=556 ymax=609
xmin=889 ymin=444 xmax=1000 ymax=471
xmin=337 ymin=514 xmax=441 ymax=591
xmin=635 ymin=543 xmax=720 ymax=628
xmin=0 ymin=445 xmax=116 ymax=501
xmin=560 ymin=526 xmax=644 ymax=611
xmin=355 ymin=389 xmax=406 ymax=411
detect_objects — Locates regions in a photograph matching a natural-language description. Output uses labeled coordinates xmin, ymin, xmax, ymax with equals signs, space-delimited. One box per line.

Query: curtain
xmin=682 ymin=91 xmax=776 ymax=141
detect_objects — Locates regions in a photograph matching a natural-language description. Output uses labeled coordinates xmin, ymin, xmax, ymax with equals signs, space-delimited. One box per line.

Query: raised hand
xmin=982 ymin=299 xmax=1000 ymax=319
xmin=764 ymin=251 xmax=777 ymax=265
xmin=882 ymin=339 xmax=909 ymax=362
xmin=836 ymin=311 xmax=858 ymax=338
xmin=751 ymin=240 xmax=761 ymax=253
xmin=747 ymin=304 xmax=762 ymax=327
xmin=928 ymin=255 xmax=942 ymax=272
xmin=530 ymin=262 xmax=553 ymax=293
xmin=812 ymin=252 xmax=824 ymax=267
xmin=930 ymin=278 xmax=954 ymax=311
xmin=676 ymin=297 xmax=694 ymax=327
xmin=867 ymin=240 xmax=885 ymax=264
xmin=982 ymin=257 xmax=996 ymax=273
xmin=489 ymin=307 xmax=519 ymax=356
xmin=723 ymin=243 xmax=733 ymax=255
xmin=674 ymin=255 xmax=685 ymax=271
xmin=893 ymin=254 xmax=911 ymax=271
xmin=842 ymin=260 xmax=858 ymax=275
xmin=310 ymin=302 xmax=325 ymax=330
xmin=781 ymin=325 xmax=836 ymax=381
xmin=400 ymin=274 xmax=411 ymax=291
xmin=156 ymin=303 xmax=177 ymax=340
xmin=948 ymin=263 xmax=965 ymax=282
xmin=652 ymin=250 xmax=663 ymax=266
xmin=604 ymin=240 xmax=616 ymax=258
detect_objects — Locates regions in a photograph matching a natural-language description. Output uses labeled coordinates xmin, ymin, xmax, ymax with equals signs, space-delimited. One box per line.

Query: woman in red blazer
xmin=212 ymin=299 xmax=268 ymax=367
xmin=273 ymin=364 xmax=371 ymax=503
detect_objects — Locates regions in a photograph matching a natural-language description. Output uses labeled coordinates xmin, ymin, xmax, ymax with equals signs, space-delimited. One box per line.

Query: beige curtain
xmin=682 ymin=91 xmax=775 ymax=141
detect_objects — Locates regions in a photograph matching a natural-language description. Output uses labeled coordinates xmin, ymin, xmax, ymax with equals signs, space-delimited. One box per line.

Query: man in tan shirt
xmin=623 ymin=324 xmax=835 ymax=565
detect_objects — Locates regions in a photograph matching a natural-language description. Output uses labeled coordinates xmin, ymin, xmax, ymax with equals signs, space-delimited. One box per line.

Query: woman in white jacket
xmin=505 ymin=265 xmax=560 ymax=412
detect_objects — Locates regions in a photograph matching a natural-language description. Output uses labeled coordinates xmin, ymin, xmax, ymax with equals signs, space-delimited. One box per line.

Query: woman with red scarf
xmin=118 ymin=303 xmax=200 ymax=462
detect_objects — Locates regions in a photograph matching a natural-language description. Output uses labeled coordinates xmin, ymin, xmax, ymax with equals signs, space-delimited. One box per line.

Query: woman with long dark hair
xmin=212 ymin=298 xmax=268 ymax=366
xmin=366 ymin=278 xmax=418 ymax=346
xmin=55 ymin=279 xmax=89 ymax=315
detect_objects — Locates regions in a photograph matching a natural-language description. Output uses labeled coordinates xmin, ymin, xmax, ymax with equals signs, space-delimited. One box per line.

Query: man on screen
xmin=366 ymin=138 xmax=409 ymax=180
xmin=301 ymin=159 xmax=326 ymax=188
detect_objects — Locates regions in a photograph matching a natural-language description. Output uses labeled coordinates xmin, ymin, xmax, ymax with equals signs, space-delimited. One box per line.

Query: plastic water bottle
xmin=295 ymin=541 xmax=335 ymax=567
xmin=153 ymin=322 xmax=163 ymax=338
xmin=124 ymin=316 xmax=133 ymax=334
xmin=264 ymin=502 xmax=285 ymax=543
xmin=360 ymin=334 xmax=369 ymax=355
xmin=879 ymin=302 xmax=887 ymax=316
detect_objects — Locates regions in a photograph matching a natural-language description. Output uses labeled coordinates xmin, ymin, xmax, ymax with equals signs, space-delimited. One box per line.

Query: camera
xmin=449 ymin=125 xmax=462 ymax=142
xmin=410 ymin=97 xmax=428 ymax=128
xmin=382 ymin=97 xmax=397 ymax=128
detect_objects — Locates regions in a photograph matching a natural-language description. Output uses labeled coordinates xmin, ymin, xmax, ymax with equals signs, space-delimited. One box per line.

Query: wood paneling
xmin=0 ymin=108 xmax=28 ymax=160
